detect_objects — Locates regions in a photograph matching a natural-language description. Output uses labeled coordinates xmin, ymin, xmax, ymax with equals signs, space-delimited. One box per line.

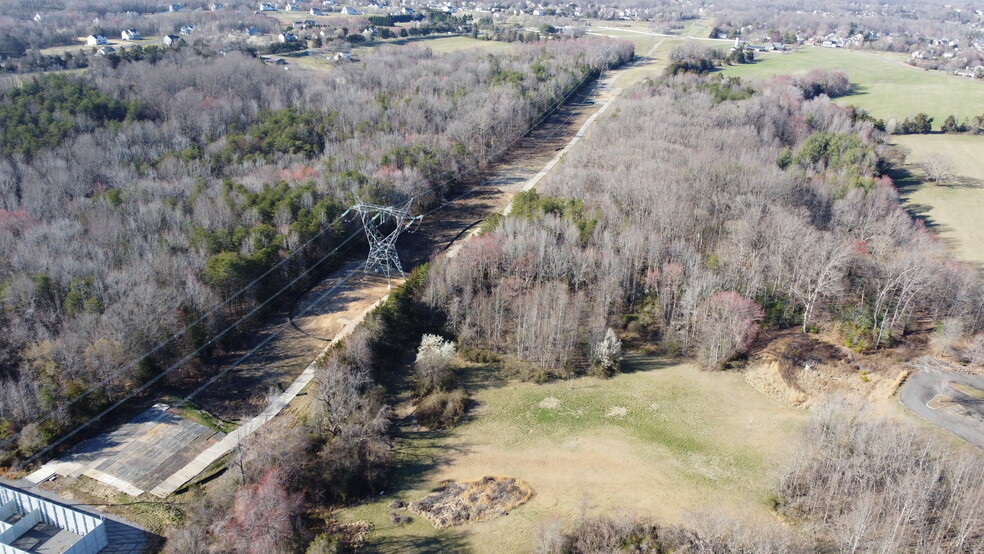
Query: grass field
xmin=340 ymin=355 xmax=805 ymax=552
xmin=893 ymin=134 xmax=984 ymax=268
xmin=718 ymin=47 xmax=984 ymax=126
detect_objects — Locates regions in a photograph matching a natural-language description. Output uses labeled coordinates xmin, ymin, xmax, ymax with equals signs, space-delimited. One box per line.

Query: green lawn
xmin=718 ymin=47 xmax=984 ymax=127
xmin=893 ymin=134 xmax=984 ymax=268
xmin=340 ymin=355 xmax=805 ymax=553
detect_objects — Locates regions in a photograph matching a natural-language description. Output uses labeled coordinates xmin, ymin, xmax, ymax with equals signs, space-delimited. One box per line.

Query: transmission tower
xmin=342 ymin=198 xmax=423 ymax=285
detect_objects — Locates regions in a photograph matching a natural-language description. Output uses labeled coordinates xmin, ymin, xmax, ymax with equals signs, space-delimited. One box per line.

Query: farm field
xmin=893 ymin=134 xmax=984 ymax=268
xmin=718 ymin=47 xmax=984 ymax=126
xmin=341 ymin=355 xmax=806 ymax=552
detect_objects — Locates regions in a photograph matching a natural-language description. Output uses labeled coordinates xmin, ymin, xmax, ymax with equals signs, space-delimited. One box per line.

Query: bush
xmin=415 ymin=389 xmax=468 ymax=429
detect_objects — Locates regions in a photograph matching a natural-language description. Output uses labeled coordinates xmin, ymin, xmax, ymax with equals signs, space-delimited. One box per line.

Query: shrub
xmin=415 ymin=389 xmax=468 ymax=429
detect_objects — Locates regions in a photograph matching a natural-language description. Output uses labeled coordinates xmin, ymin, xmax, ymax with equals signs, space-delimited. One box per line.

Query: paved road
xmin=899 ymin=356 xmax=984 ymax=449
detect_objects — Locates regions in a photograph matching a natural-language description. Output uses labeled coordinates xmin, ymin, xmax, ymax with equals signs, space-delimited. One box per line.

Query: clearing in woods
xmin=340 ymin=355 xmax=805 ymax=552
xmin=717 ymin=47 xmax=984 ymax=126
xmin=892 ymin=134 xmax=984 ymax=268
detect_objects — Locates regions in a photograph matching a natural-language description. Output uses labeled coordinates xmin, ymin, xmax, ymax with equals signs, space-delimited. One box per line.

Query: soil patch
xmin=408 ymin=476 xmax=533 ymax=528
xmin=745 ymin=329 xmax=909 ymax=407
xmin=538 ymin=397 xmax=560 ymax=409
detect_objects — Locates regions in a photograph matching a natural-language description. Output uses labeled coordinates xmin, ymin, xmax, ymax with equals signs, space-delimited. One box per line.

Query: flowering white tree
xmin=414 ymin=334 xmax=456 ymax=395
xmin=591 ymin=328 xmax=623 ymax=377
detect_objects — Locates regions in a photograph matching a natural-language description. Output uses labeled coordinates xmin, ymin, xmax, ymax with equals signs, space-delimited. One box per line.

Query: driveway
xmin=899 ymin=356 xmax=984 ymax=449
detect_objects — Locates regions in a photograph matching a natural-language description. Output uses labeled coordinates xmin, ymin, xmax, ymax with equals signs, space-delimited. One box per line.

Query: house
xmin=361 ymin=26 xmax=377 ymax=39
xmin=121 ymin=29 xmax=141 ymax=40
xmin=163 ymin=34 xmax=182 ymax=46
xmin=310 ymin=8 xmax=324 ymax=15
xmin=210 ymin=3 xmax=223 ymax=10
xmin=86 ymin=34 xmax=109 ymax=46
xmin=304 ymin=19 xmax=316 ymax=27
xmin=284 ymin=3 xmax=299 ymax=11
xmin=278 ymin=32 xmax=298 ymax=42
xmin=96 ymin=45 xmax=116 ymax=56
xmin=180 ymin=25 xmax=195 ymax=35
xmin=333 ymin=51 xmax=352 ymax=61
xmin=33 ymin=13 xmax=42 ymax=22
xmin=168 ymin=3 xmax=182 ymax=11
xmin=259 ymin=3 xmax=276 ymax=11
xmin=246 ymin=26 xmax=261 ymax=36
xmin=400 ymin=6 xmax=415 ymax=14
xmin=442 ymin=4 xmax=457 ymax=12
xmin=293 ymin=20 xmax=307 ymax=28
xmin=340 ymin=6 xmax=359 ymax=15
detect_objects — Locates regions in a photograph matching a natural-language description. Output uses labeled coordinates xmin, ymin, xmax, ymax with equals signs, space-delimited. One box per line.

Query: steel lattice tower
xmin=343 ymin=198 xmax=423 ymax=285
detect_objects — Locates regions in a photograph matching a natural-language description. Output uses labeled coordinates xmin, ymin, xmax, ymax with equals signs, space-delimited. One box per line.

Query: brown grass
xmin=407 ymin=476 xmax=534 ymax=528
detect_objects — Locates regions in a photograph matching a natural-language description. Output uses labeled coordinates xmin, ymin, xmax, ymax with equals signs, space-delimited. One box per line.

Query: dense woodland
xmin=0 ymin=37 xmax=633 ymax=460
xmin=425 ymin=68 xmax=984 ymax=377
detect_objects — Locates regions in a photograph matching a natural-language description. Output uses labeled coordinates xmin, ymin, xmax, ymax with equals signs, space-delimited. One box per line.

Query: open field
xmin=340 ymin=356 xmax=806 ymax=552
xmin=892 ymin=134 xmax=984 ymax=268
xmin=718 ymin=47 xmax=984 ymax=126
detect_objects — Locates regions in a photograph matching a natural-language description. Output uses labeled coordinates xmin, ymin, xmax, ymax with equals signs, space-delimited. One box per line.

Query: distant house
xmin=310 ymin=8 xmax=324 ymax=15
xmin=96 ymin=45 xmax=116 ymax=56
xmin=168 ymin=3 xmax=182 ymax=12
xmin=180 ymin=25 xmax=195 ymax=35
xmin=259 ymin=2 xmax=276 ymax=10
xmin=86 ymin=34 xmax=108 ymax=46
xmin=361 ymin=26 xmax=376 ymax=39
xmin=442 ymin=5 xmax=457 ymax=13
xmin=33 ymin=12 xmax=42 ymax=22
xmin=400 ymin=6 xmax=415 ymax=15
xmin=340 ymin=6 xmax=359 ymax=15
xmin=284 ymin=3 xmax=299 ymax=11
xmin=121 ymin=29 xmax=141 ymax=40
xmin=304 ymin=19 xmax=316 ymax=27
xmin=209 ymin=3 xmax=223 ymax=10
xmin=163 ymin=34 xmax=182 ymax=46
xmin=333 ymin=51 xmax=352 ymax=61
xmin=278 ymin=32 xmax=298 ymax=42
xmin=246 ymin=26 xmax=261 ymax=36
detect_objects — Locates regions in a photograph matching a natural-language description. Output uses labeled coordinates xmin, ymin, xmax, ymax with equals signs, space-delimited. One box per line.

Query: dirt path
xmin=26 ymin=60 xmax=638 ymax=499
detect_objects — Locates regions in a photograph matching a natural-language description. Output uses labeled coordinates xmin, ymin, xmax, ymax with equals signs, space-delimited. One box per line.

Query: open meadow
xmin=340 ymin=355 xmax=806 ymax=552
xmin=718 ymin=47 xmax=984 ymax=126
xmin=893 ymin=134 xmax=984 ymax=268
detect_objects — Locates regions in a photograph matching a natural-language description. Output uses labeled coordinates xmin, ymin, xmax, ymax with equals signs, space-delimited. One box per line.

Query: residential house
xmin=33 ymin=13 xmax=42 ymax=22
xmin=246 ymin=26 xmax=261 ymax=36
xmin=278 ymin=32 xmax=298 ymax=42
xmin=310 ymin=8 xmax=324 ymax=15
xmin=168 ymin=4 xmax=182 ymax=11
xmin=180 ymin=25 xmax=195 ymax=35
xmin=340 ymin=6 xmax=359 ymax=15
xmin=285 ymin=3 xmax=300 ymax=11
xmin=96 ymin=45 xmax=116 ymax=56
xmin=86 ymin=34 xmax=108 ymax=46
xmin=121 ymin=29 xmax=142 ymax=40
xmin=163 ymin=34 xmax=182 ymax=46
xmin=361 ymin=26 xmax=376 ymax=39
xmin=210 ymin=3 xmax=223 ymax=10
xmin=259 ymin=3 xmax=276 ymax=11
xmin=333 ymin=51 xmax=353 ymax=61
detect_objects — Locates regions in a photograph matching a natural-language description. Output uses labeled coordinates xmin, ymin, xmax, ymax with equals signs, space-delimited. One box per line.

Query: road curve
xmin=899 ymin=357 xmax=984 ymax=449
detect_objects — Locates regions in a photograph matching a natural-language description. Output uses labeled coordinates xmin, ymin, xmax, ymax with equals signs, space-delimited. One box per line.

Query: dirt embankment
xmin=744 ymin=330 xmax=910 ymax=407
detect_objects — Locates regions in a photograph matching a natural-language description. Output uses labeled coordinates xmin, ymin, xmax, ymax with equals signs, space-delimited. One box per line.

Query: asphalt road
xmin=899 ymin=356 xmax=984 ymax=449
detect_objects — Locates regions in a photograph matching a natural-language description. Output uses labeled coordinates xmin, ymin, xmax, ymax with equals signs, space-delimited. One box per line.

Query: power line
xmin=4 ymin=38 xmax=629 ymax=460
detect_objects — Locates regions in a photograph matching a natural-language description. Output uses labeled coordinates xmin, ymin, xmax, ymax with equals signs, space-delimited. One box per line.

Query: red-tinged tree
xmin=693 ymin=291 xmax=764 ymax=370
xmin=212 ymin=468 xmax=303 ymax=554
